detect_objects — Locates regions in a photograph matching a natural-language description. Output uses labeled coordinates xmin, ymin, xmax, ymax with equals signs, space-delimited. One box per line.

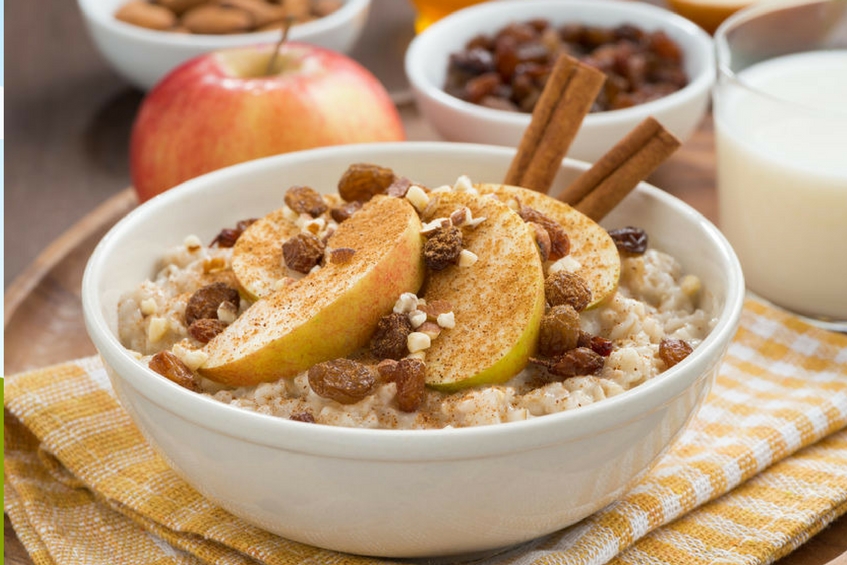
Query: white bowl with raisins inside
xmin=82 ymin=142 xmax=743 ymax=559
xmin=405 ymin=0 xmax=715 ymax=163
xmin=77 ymin=0 xmax=371 ymax=90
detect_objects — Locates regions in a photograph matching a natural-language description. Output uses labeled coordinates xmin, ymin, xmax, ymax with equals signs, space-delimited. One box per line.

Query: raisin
xmin=185 ymin=282 xmax=240 ymax=325
xmin=659 ymin=338 xmax=693 ymax=368
xmin=330 ymin=200 xmax=363 ymax=223
xmin=449 ymin=47 xmax=496 ymax=75
xmin=529 ymin=221 xmax=552 ymax=262
xmin=370 ymin=312 xmax=413 ymax=360
xmin=149 ymin=351 xmax=201 ymax=392
xmin=424 ymin=226 xmax=463 ymax=271
xmin=289 ymin=412 xmax=316 ymax=423
xmin=537 ymin=304 xmax=581 ymax=357
xmin=282 ymin=232 xmax=325 ymax=273
xmin=608 ymin=226 xmax=648 ymax=254
xmin=308 ymin=358 xmax=376 ymax=404
xmin=337 ymin=163 xmax=396 ymax=202
xmin=210 ymin=218 xmax=257 ymax=247
xmin=188 ymin=318 xmax=227 ymax=343
xmin=544 ymin=271 xmax=592 ymax=312
xmin=518 ymin=206 xmax=569 ymax=260
xmin=532 ymin=347 xmax=605 ymax=379
xmin=393 ymin=358 xmax=426 ymax=412
xmin=578 ymin=331 xmax=613 ymax=357
xmin=284 ymin=185 xmax=327 ymax=217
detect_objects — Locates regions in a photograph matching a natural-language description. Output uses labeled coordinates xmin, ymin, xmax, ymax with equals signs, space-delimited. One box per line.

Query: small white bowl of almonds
xmin=78 ymin=0 xmax=370 ymax=89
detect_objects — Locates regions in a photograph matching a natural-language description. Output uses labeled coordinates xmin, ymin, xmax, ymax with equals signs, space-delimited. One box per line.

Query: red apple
xmin=129 ymin=42 xmax=406 ymax=202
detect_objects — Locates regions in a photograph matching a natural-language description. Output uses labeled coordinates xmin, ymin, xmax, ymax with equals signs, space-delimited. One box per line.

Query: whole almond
xmin=181 ymin=5 xmax=254 ymax=33
xmin=115 ymin=1 xmax=177 ymax=30
xmin=155 ymin=0 xmax=209 ymax=16
xmin=217 ymin=0 xmax=287 ymax=27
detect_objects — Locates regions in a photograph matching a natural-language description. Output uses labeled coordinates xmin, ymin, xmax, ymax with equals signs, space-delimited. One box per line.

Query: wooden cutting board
xmin=4 ymin=118 xmax=847 ymax=565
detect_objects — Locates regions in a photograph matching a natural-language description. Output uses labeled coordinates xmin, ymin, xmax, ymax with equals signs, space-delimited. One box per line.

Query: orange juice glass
xmin=408 ymin=0 xmax=491 ymax=32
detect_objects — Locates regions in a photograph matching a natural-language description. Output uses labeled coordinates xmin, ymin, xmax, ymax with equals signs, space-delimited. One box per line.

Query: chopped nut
xmin=418 ymin=321 xmax=442 ymax=340
xmin=149 ymin=351 xmax=201 ymax=392
xmin=370 ymin=312 xmax=414 ymax=360
xmin=450 ymin=206 xmax=471 ymax=226
xmin=284 ymin=185 xmax=328 ymax=217
xmin=185 ymin=282 xmax=241 ymax=325
xmin=217 ymin=301 xmax=238 ymax=324
xmin=282 ymin=232 xmax=325 ymax=273
xmin=393 ymin=358 xmax=426 ymax=412
xmin=184 ymin=234 xmax=203 ymax=252
xmin=337 ymin=163 xmax=396 ymax=202
xmin=407 ymin=331 xmax=432 ymax=353
xmin=452 ymin=174 xmax=476 ymax=193
xmin=519 ymin=205 xmax=570 ymax=260
xmin=393 ymin=292 xmax=420 ymax=314
xmin=408 ymin=309 xmax=428 ymax=328
xmin=424 ymin=226 xmax=463 ymax=270
xmin=680 ymin=274 xmax=701 ymax=297
xmin=420 ymin=300 xmax=452 ymax=321
xmin=659 ymin=338 xmax=693 ymax=368
xmin=203 ymin=256 xmax=227 ymax=273
xmin=386 ymin=176 xmax=413 ymax=198
xmin=537 ymin=304 xmax=581 ymax=357
xmin=436 ymin=311 xmax=456 ymax=329
xmin=328 ymin=247 xmax=356 ymax=264
xmin=329 ymin=200 xmax=362 ymax=223
xmin=147 ymin=316 xmax=169 ymax=343
xmin=308 ymin=358 xmax=376 ymax=404
xmin=298 ymin=216 xmax=326 ymax=235
xmin=544 ymin=271 xmax=592 ymax=312
xmin=171 ymin=343 xmax=208 ymax=372
xmin=458 ymin=249 xmax=478 ymax=267
xmin=405 ymin=184 xmax=430 ymax=212
xmin=140 ymin=298 xmax=158 ymax=316
xmin=420 ymin=217 xmax=451 ymax=236
xmin=289 ymin=412 xmax=316 ymax=423
xmin=188 ymin=318 xmax=227 ymax=343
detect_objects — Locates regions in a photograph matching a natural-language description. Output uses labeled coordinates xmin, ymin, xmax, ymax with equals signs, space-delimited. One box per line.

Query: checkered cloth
xmin=5 ymin=297 xmax=847 ymax=565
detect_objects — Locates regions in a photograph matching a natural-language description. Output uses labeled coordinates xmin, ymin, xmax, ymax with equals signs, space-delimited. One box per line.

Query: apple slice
xmin=477 ymin=184 xmax=621 ymax=309
xmin=200 ymin=195 xmax=425 ymax=386
xmin=232 ymin=194 xmax=341 ymax=300
xmin=422 ymin=191 xmax=546 ymax=392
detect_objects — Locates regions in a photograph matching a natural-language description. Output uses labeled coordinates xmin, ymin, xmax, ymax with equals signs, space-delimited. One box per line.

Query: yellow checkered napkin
xmin=5 ymin=297 xmax=847 ymax=565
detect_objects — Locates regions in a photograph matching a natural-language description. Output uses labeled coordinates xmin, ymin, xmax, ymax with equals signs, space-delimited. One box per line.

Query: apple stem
xmin=265 ymin=17 xmax=295 ymax=76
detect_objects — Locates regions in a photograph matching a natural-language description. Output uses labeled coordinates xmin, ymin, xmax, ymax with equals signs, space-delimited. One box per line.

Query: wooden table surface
xmin=4 ymin=1 xmax=846 ymax=564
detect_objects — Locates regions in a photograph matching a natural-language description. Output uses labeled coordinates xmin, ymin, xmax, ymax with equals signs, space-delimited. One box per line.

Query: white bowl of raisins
xmin=82 ymin=142 xmax=743 ymax=559
xmin=405 ymin=0 xmax=715 ymax=163
xmin=77 ymin=0 xmax=371 ymax=90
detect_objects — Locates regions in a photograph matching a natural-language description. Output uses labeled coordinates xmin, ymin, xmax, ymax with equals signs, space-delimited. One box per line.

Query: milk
xmin=714 ymin=50 xmax=847 ymax=322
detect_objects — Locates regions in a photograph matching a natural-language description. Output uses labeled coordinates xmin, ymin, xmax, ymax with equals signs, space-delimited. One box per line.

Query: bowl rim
xmin=77 ymin=0 xmax=371 ymax=47
xmin=82 ymin=141 xmax=744 ymax=462
xmin=404 ymin=0 xmax=716 ymax=127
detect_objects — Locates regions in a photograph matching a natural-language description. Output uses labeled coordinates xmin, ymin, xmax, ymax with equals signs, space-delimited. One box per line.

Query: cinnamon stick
xmin=557 ymin=116 xmax=681 ymax=221
xmin=504 ymin=55 xmax=605 ymax=193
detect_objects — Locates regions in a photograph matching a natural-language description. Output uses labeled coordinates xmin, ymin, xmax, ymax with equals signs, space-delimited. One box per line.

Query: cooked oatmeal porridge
xmin=118 ymin=166 xmax=716 ymax=430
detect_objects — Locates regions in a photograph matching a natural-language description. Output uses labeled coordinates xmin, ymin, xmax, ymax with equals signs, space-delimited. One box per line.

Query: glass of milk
xmin=713 ymin=0 xmax=847 ymax=331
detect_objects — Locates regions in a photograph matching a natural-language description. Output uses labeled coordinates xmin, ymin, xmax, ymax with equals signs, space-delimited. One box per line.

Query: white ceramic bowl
xmin=78 ymin=0 xmax=371 ymax=90
xmin=405 ymin=0 xmax=715 ymax=163
xmin=82 ymin=142 xmax=743 ymax=559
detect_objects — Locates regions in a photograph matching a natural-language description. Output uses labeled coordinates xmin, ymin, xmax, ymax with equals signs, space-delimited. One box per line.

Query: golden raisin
xmin=284 ymin=185 xmax=328 ymax=217
xmin=537 ymin=304 xmax=581 ymax=357
xmin=370 ymin=312 xmax=413 ymax=360
xmin=532 ymin=347 xmax=605 ymax=379
xmin=393 ymin=358 xmax=426 ymax=412
xmin=188 ymin=318 xmax=227 ymax=343
xmin=518 ymin=206 xmax=569 ymax=260
xmin=337 ymin=163 xmax=396 ymax=202
xmin=210 ymin=218 xmax=256 ymax=248
xmin=148 ymin=351 xmax=201 ymax=392
xmin=328 ymin=247 xmax=356 ymax=265
xmin=308 ymin=359 xmax=376 ymax=404
xmin=608 ymin=226 xmax=648 ymax=255
xmin=659 ymin=338 xmax=693 ymax=368
xmin=282 ymin=232 xmax=325 ymax=273
xmin=185 ymin=282 xmax=240 ymax=325
xmin=545 ymin=271 xmax=592 ymax=312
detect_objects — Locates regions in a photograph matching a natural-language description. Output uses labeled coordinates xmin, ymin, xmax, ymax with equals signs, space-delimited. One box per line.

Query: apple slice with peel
xmin=422 ymin=191 xmax=546 ymax=392
xmin=232 ymin=194 xmax=341 ymax=300
xmin=477 ymin=184 xmax=621 ymax=309
xmin=200 ymin=195 xmax=425 ymax=386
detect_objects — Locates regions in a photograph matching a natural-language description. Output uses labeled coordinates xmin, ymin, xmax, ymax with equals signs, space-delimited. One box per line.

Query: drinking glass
xmin=713 ymin=0 xmax=847 ymax=330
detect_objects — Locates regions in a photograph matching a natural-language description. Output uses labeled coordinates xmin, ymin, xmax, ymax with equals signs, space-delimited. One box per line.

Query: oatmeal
xmin=117 ymin=166 xmax=716 ymax=430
